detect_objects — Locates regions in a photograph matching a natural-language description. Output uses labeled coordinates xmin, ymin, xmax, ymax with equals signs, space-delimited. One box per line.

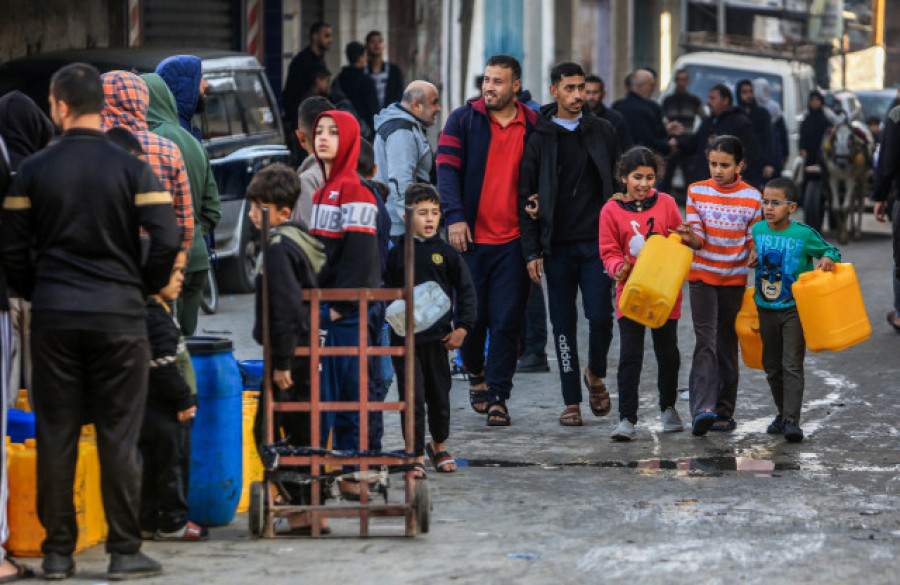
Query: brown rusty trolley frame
xmin=251 ymin=207 xmax=427 ymax=537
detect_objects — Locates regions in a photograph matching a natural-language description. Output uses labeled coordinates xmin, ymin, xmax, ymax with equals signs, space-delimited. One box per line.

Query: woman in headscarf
xmin=754 ymin=78 xmax=789 ymax=170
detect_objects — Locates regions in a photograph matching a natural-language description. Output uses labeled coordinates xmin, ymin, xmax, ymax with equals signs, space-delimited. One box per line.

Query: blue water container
xmin=238 ymin=359 xmax=264 ymax=393
xmin=7 ymin=408 xmax=35 ymax=443
xmin=186 ymin=337 xmax=242 ymax=527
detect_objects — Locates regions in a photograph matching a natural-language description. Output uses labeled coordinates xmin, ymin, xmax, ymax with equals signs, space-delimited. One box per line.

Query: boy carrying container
xmin=385 ymin=184 xmax=477 ymax=476
xmin=248 ymin=162 xmax=327 ymax=533
xmin=751 ymin=177 xmax=840 ymax=443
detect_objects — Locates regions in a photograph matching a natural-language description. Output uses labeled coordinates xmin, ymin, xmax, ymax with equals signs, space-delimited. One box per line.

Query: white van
xmin=662 ymin=51 xmax=817 ymax=173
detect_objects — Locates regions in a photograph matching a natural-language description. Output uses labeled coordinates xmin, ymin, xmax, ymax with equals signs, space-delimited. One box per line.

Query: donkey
xmin=821 ymin=118 xmax=873 ymax=244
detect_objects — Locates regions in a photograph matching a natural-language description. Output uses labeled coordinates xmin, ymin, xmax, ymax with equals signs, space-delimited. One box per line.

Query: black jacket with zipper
xmin=518 ymin=104 xmax=620 ymax=260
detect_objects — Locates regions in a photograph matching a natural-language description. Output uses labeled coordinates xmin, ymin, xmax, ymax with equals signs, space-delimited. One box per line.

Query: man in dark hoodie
xmin=331 ymin=42 xmax=380 ymax=141
xmin=518 ymin=62 xmax=619 ymax=427
xmin=144 ymin=69 xmax=222 ymax=336
xmin=155 ymin=55 xmax=209 ymax=141
xmin=585 ymin=74 xmax=632 ymax=149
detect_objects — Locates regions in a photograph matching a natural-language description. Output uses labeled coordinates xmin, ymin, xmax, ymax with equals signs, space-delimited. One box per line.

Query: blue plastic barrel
xmin=186 ymin=337 xmax=242 ymax=527
xmin=238 ymin=359 xmax=264 ymax=393
xmin=7 ymin=408 xmax=35 ymax=443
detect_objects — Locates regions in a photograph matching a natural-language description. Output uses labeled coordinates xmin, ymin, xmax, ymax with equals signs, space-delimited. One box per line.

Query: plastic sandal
xmin=584 ymin=368 xmax=611 ymax=417
xmin=425 ymin=443 xmax=457 ymax=473
xmin=559 ymin=405 xmax=583 ymax=426
xmin=468 ymin=372 xmax=489 ymax=413
xmin=486 ymin=402 xmax=511 ymax=427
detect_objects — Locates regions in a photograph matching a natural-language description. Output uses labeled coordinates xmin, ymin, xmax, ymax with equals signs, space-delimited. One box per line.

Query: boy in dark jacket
xmin=385 ymin=184 xmax=477 ymax=476
xmin=249 ymin=162 xmax=326 ymax=533
xmin=140 ymin=253 xmax=208 ymax=541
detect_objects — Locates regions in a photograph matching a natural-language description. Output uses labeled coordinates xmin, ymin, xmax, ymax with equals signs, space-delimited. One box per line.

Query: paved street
xmin=45 ymin=216 xmax=898 ymax=585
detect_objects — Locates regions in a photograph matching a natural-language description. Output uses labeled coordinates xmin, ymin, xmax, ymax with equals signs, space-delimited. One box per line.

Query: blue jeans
xmin=543 ymin=241 xmax=614 ymax=405
xmin=460 ymin=239 xmax=530 ymax=404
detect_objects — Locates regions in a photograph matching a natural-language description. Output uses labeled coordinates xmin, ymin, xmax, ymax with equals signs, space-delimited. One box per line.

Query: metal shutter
xmin=142 ymin=0 xmax=237 ymax=49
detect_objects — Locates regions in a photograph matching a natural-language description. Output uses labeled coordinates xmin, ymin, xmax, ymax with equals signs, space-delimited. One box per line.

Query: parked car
xmin=0 ymin=47 xmax=290 ymax=293
xmin=663 ymin=51 xmax=818 ymax=173
xmin=855 ymin=88 xmax=898 ymax=123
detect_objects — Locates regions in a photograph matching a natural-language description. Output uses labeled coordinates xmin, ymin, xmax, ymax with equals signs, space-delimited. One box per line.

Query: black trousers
xmin=616 ymin=317 xmax=680 ymax=423
xmin=138 ymin=401 xmax=191 ymax=533
xmin=253 ymin=358 xmax=311 ymax=504
xmin=32 ymin=328 xmax=149 ymax=555
xmin=393 ymin=340 xmax=451 ymax=457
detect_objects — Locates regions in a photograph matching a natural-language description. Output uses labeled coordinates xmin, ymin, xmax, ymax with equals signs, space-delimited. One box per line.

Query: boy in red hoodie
xmin=308 ymin=111 xmax=381 ymax=455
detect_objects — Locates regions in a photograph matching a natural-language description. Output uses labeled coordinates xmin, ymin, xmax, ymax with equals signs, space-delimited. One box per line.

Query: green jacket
xmin=143 ymin=73 xmax=221 ymax=272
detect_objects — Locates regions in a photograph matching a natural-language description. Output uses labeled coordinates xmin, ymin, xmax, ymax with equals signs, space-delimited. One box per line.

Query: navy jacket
xmin=436 ymin=97 xmax=538 ymax=236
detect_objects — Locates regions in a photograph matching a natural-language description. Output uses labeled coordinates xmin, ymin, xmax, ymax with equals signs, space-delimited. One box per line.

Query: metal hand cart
xmin=248 ymin=207 xmax=429 ymax=537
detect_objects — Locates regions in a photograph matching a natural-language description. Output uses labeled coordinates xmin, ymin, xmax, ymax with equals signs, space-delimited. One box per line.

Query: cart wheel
xmin=415 ymin=480 xmax=431 ymax=534
xmin=249 ymin=481 xmax=265 ymax=536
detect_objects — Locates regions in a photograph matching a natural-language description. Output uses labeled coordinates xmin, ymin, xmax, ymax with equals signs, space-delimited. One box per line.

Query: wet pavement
xmin=25 ymin=223 xmax=899 ymax=584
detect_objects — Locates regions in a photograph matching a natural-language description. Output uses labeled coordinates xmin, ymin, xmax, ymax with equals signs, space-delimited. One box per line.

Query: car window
xmin=233 ymin=71 xmax=276 ymax=136
xmin=196 ymin=75 xmax=242 ymax=139
xmin=684 ymin=65 xmax=783 ymax=109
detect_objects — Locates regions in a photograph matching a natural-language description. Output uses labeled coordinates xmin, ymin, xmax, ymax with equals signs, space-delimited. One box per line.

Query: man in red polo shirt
xmin=436 ymin=54 xmax=538 ymax=426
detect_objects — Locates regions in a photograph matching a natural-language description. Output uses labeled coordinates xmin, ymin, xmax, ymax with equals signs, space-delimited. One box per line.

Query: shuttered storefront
xmin=142 ymin=0 xmax=238 ymax=49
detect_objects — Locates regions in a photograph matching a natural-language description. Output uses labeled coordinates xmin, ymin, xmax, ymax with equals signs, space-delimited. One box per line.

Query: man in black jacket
xmin=283 ymin=21 xmax=334 ymax=138
xmin=736 ymin=79 xmax=776 ymax=188
xmin=332 ymin=42 xmax=380 ymax=141
xmin=874 ymin=105 xmax=900 ymax=330
xmin=518 ymin=62 xmax=620 ymax=427
xmin=613 ymin=69 xmax=672 ymax=156
xmin=585 ymin=74 xmax=632 ymax=150
xmin=673 ymin=84 xmax=757 ymax=186
xmin=0 ymin=63 xmax=178 ymax=580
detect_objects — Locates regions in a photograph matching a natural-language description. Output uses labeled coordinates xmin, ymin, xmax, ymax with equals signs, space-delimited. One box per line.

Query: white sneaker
xmin=661 ymin=406 xmax=684 ymax=432
xmin=611 ymin=419 xmax=636 ymax=441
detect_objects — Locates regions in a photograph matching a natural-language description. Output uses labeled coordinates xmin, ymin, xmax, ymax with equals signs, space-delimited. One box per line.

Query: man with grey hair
xmin=613 ymin=69 xmax=674 ymax=156
xmin=373 ymin=80 xmax=441 ymax=238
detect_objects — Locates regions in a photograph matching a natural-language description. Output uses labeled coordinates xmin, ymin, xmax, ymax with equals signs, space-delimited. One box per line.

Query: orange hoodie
xmin=309 ymin=111 xmax=380 ymax=308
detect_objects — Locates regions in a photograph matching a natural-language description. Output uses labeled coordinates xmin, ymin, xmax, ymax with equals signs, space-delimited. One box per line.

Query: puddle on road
xmin=457 ymin=456 xmax=800 ymax=477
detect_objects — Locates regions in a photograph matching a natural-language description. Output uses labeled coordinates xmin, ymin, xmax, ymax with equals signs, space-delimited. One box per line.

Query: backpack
xmin=376 ymin=118 xmax=436 ymax=185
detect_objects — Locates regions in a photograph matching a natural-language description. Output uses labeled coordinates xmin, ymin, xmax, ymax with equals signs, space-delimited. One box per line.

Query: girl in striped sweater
xmin=681 ymin=135 xmax=762 ymax=436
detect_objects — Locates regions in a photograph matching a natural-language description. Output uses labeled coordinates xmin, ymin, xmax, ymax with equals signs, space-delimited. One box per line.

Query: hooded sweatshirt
xmin=0 ymin=91 xmax=54 ymax=171
xmin=144 ymin=73 xmax=222 ymax=273
xmin=100 ymin=70 xmax=194 ymax=253
xmin=373 ymin=102 xmax=432 ymax=236
xmin=155 ymin=55 xmax=204 ymax=141
xmin=309 ymin=110 xmax=380 ymax=314
xmin=253 ymin=220 xmax=326 ymax=369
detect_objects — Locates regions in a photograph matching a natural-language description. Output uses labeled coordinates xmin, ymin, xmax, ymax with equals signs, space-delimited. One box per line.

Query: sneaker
xmin=766 ymin=414 xmax=784 ymax=434
xmin=154 ymin=521 xmax=209 ymax=541
xmin=783 ymin=419 xmax=804 ymax=443
xmin=661 ymin=406 xmax=684 ymax=432
xmin=42 ymin=552 xmax=75 ymax=580
xmin=107 ymin=551 xmax=162 ymax=581
xmin=516 ymin=353 xmax=550 ymax=373
xmin=691 ymin=410 xmax=716 ymax=436
xmin=611 ymin=419 xmax=636 ymax=441
xmin=679 ymin=389 xmax=690 ymax=401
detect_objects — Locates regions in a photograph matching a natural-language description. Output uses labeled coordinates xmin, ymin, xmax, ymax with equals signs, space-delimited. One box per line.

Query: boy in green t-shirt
xmin=751 ymin=177 xmax=841 ymax=443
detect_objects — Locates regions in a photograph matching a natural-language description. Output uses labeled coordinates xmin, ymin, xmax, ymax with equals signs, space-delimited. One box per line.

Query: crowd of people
xmin=0 ymin=20 xmax=896 ymax=580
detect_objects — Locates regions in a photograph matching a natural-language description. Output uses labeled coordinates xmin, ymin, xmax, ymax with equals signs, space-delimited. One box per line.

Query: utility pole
xmin=717 ymin=0 xmax=726 ymax=45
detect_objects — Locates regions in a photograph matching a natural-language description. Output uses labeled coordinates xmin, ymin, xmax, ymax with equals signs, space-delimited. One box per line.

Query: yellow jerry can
xmin=792 ymin=263 xmax=871 ymax=352
xmin=734 ymin=287 xmax=764 ymax=370
xmin=618 ymin=233 xmax=693 ymax=329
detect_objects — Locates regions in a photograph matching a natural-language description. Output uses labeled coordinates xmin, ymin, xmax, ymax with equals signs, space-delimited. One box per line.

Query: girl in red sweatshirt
xmin=599 ymin=146 xmax=694 ymax=441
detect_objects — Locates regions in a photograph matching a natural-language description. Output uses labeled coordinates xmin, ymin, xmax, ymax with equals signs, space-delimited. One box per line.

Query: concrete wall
xmin=0 ymin=0 xmax=119 ymax=63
